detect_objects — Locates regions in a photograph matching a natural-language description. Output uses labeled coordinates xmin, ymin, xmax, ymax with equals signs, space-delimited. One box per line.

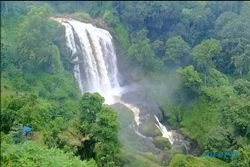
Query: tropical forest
xmin=1 ymin=1 xmax=250 ymax=167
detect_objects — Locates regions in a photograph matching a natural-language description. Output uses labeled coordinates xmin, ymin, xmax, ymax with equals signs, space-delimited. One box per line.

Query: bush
xmin=168 ymin=154 xmax=230 ymax=167
xmin=1 ymin=140 xmax=97 ymax=167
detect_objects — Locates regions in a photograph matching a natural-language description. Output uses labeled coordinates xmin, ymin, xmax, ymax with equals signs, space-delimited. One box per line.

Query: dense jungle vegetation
xmin=1 ymin=1 xmax=250 ymax=167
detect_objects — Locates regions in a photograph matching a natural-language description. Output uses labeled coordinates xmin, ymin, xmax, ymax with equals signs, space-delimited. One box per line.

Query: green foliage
xmin=192 ymin=39 xmax=222 ymax=72
xmin=16 ymin=4 xmax=61 ymax=73
xmin=116 ymin=2 xmax=149 ymax=31
xmin=151 ymin=40 xmax=165 ymax=57
xmin=1 ymin=140 xmax=97 ymax=167
xmin=177 ymin=65 xmax=203 ymax=96
xmin=1 ymin=94 xmax=53 ymax=133
xmin=202 ymin=96 xmax=250 ymax=164
xmin=102 ymin=9 xmax=119 ymax=26
xmin=205 ymin=68 xmax=230 ymax=86
xmin=215 ymin=12 xmax=238 ymax=31
xmin=168 ymin=154 xmax=230 ymax=167
xmin=1 ymin=1 xmax=41 ymax=15
xmin=215 ymin=3 xmax=250 ymax=76
xmin=218 ymin=13 xmax=250 ymax=42
xmin=1 ymin=12 xmax=25 ymax=71
xmin=231 ymin=44 xmax=250 ymax=77
xmin=113 ymin=22 xmax=130 ymax=52
xmin=204 ymin=125 xmax=235 ymax=151
xmin=78 ymin=93 xmax=120 ymax=167
xmin=222 ymin=96 xmax=250 ymax=138
xmin=180 ymin=2 xmax=213 ymax=46
xmin=233 ymin=79 xmax=250 ymax=96
xmin=119 ymin=147 xmax=162 ymax=167
xmin=128 ymin=29 xmax=164 ymax=72
xmin=163 ymin=104 xmax=184 ymax=127
xmin=57 ymin=117 xmax=83 ymax=151
xmin=199 ymin=68 xmax=234 ymax=101
xmin=164 ymin=36 xmax=192 ymax=67
xmin=231 ymin=145 xmax=250 ymax=167
xmin=2 ymin=2 xmax=250 ymax=167
xmin=180 ymin=99 xmax=220 ymax=147
xmin=102 ymin=9 xmax=130 ymax=53
xmin=201 ymin=86 xmax=235 ymax=102
xmin=27 ymin=71 xmax=80 ymax=100
xmin=79 ymin=93 xmax=104 ymax=125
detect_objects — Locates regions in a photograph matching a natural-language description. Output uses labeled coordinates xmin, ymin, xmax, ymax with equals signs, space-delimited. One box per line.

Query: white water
xmin=119 ymin=101 xmax=140 ymax=126
xmin=154 ymin=115 xmax=175 ymax=144
xmin=53 ymin=17 xmax=174 ymax=144
xmin=53 ymin=17 xmax=122 ymax=104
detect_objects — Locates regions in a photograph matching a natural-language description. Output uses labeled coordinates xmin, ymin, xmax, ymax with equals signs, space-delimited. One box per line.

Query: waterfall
xmin=53 ymin=17 xmax=142 ymax=129
xmin=154 ymin=115 xmax=175 ymax=144
xmin=53 ymin=17 xmax=177 ymax=146
xmin=53 ymin=17 xmax=122 ymax=104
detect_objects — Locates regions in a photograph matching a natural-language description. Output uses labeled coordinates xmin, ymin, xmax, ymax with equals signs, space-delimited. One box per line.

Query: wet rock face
xmin=121 ymin=89 xmax=163 ymax=123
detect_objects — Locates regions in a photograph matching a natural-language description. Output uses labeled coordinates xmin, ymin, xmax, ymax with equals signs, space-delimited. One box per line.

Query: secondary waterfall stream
xmin=53 ymin=17 xmax=181 ymax=150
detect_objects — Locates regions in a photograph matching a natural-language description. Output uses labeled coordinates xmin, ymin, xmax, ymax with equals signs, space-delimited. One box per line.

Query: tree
xmin=222 ymin=96 xmax=250 ymax=138
xmin=1 ymin=28 xmax=15 ymax=71
xmin=164 ymin=36 xmax=191 ymax=67
xmin=233 ymin=79 xmax=250 ymax=96
xmin=177 ymin=65 xmax=203 ymax=97
xmin=117 ymin=2 xmax=148 ymax=31
xmin=116 ymin=2 xmax=183 ymax=38
xmin=192 ymin=39 xmax=222 ymax=85
xmin=179 ymin=1 xmax=213 ymax=46
xmin=231 ymin=145 xmax=250 ymax=167
xmin=215 ymin=12 xmax=238 ymax=32
xmin=215 ymin=3 xmax=250 ymax=75
xmin=205 ymin=68 xmax=230 ymax=87
xmin=1 ymin=140 xmax=97 ymax=167
xmin=208 ymin=1 xmax=243 ymax=17
xmin=151 ymin=40 xmax=165 ymax=57
xmin=231 ymin=44 xmax=250 ymax=77
xmin=127 ymin=29 xmax=163 ymax=72
xmin=1 ymin=1 xmax=39 ymax=15
xmin=205 ymin=125 xmax=235 ymax=151
xmin=204 ymin=96 xmax=250 ymax=164
xmin=16 ymin=4 xmax=62 ymax=73
xmin=168 ymin=154 xmax=231 ymax=167
xmin=78 ymin=93 xmax=119 ymax=166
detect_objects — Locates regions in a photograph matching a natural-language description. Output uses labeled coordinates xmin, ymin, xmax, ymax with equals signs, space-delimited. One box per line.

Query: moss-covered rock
xmin=112 ymin=103 xmax=134 ymax=129
xmin=141 ymin=124 xmax=161 ymax=137
xmin=153 ymin=136 xmax=171 ymax=150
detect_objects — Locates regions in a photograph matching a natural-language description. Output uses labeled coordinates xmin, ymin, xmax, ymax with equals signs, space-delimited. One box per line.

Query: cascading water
xmin=154 ymin=115 xmax=175 ymax=144
xmin=53 ymin=17 xmax=178 ymax=147
xmin=53 ymin=17 xmax=122 ymax=104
